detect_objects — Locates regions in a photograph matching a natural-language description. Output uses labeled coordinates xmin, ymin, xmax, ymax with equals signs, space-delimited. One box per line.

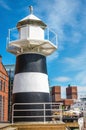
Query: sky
xmin=0 ymin=0 xmax=86 ymax=98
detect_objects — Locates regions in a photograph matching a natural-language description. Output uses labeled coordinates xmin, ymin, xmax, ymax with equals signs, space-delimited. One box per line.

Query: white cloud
xmin=36 ymin=0 xmax=86 ymax=49
xmin=77 ymin=86 xmax=86 ymax=98
xmin=53 ymin=76 xmax=71 ymax=82
xmin=35 ymin=0 xmax=86 ymax=88
xmin=75 ymin=71 xmax=86 ymax=86
xmin=47 ymin=51 xmax=59 ymax=62
xmin=63 ymin=48 xmax=86 ymax=72
xmin=62 ymin=48 xmax=86 ymax=86
xmin=46 ymin=0 xmax=82 ymax=39
xmin=0 ymin=0 xmax=11 ymax=10
xmin=34 ymin=0 xmax=86 ymax=97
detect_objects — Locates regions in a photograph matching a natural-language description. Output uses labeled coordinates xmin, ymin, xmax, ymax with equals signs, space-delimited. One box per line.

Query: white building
xmin=71 ymin=95 xmax=86 ymax=111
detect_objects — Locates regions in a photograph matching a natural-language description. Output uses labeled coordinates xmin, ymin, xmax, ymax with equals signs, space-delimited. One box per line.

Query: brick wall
xmin=66 ymin=86 xmax=78 ymax=99
xmin=0 ymin=61 xmax=9 ymax=122
xmin=51 ymin=86 xmax=61 ymax=102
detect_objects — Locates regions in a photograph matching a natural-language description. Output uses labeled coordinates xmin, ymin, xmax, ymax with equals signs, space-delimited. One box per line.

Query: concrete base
xmin=0 ymin=122 xmax=79 ymax=130
xmin=12 ymin=122 xmax=66 ymax=130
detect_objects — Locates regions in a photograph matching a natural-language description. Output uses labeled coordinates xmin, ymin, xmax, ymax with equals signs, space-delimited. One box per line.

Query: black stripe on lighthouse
xmin=13 ymin=53 xmax=51 ymax=122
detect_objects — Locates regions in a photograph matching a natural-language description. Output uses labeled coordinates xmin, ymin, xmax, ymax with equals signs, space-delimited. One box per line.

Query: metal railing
xmin=7 ymin=25 xmax=58 ymax=47
xmin=12 ymin=102 xmax=62 ymax=124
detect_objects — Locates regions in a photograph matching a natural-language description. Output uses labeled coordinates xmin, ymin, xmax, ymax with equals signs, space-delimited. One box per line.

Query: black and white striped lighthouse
xmin=7 ymin=6 xmax=57 ymax=122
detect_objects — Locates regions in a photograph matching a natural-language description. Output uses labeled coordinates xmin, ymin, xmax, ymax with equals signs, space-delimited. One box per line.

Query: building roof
xmin=0 ymin=62 xmax=8 ymax=76
xmin=17 ymin=14 xmax=47 ymax=28
xmin=19 ymin=14 xmax=41 ymax=22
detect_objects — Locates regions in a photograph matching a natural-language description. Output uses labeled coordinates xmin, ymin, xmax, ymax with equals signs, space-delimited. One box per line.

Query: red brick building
xmin=51 ymin=85 xmax=77 ymax=109
xmin=66 ymin=85 xmax=78 ymax=99
xmin=51 ymin=86 xmax=61 ymax=102
xmin=62 ymin=99 xmax=74 ymax=109
xmin=0 ymin=55 xmax=9 ymax=122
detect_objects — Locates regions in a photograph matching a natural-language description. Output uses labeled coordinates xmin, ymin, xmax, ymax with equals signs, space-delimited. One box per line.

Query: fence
xmin=7 ymin=25 xmax=58 ymax=48
xmin=12 ymin=102 xmax=62 ymax=123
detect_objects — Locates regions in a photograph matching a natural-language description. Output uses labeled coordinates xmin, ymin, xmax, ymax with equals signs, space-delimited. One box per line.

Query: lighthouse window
xmin=20 ymin=26 xmax=28 ymax=39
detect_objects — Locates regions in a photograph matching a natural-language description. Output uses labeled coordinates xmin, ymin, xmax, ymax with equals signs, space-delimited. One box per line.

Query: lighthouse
xmin=7 ymin=6 xmax=57 ymax=122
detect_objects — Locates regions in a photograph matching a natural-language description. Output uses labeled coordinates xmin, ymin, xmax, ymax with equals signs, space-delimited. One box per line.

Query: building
xmin=51 ymin=86 xmax=61 ymax=102
xmin=66 ymin=85 xmax=78 ymax=99
xmin=4 ymin=64 xmax=15 ymax=122
xmin=51 ymin=86 xmax=74 ymax=109
xmin=71 ymin=95 xmax=86 ymax=111
xmin=0 ymin=55 xmax=9 ymax=122
xmin=62 ymin=99 xmax=74 ymax=109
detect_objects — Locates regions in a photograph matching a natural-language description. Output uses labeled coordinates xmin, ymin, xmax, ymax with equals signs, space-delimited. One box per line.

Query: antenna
xmin=29 ymin=6 xmax=33 ymax=14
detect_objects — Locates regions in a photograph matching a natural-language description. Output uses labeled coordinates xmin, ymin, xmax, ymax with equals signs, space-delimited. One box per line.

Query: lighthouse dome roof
xmin=17 ymin=14 xmax=47 ymax=28
xmin=20 ymin=14 xmax=41 ymax=21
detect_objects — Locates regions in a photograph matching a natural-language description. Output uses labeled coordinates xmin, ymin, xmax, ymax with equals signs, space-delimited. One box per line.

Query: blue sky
xmin=0 ymin=0 xmax=86 ymax=98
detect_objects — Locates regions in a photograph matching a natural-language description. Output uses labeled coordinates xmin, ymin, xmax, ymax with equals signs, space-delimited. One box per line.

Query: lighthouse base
xmin=12 ymin=53 xmax=51 ymax=122
xmin=13 ymin=92 xmax=51 ymax=122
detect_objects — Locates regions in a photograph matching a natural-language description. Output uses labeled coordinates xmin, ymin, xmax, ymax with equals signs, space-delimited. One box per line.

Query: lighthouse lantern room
xmin=7 ymin=6 xmax=57 ymax=56
xmin=7 ymin=6 xmax=57 ymax=122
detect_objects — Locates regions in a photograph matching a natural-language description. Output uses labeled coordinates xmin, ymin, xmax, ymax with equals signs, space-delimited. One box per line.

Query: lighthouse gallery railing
xmin=12 ymin=102 xmax=62 ymax=123
xmin=7 ymin=25 xmax=58 ymax=47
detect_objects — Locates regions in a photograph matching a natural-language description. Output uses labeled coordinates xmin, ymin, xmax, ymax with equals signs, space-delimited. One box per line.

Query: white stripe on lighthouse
xmin=13 ymin=72 xmax=49 ymax=93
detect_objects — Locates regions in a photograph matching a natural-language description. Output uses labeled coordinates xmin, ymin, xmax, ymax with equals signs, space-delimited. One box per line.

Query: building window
xmin=0 ymin=80 xmax=2 ymax=91
xmin=3 ymin=82 xmax=5 ymax=92
xmin=0 ymin=80 xmax=6 ymax=92
xmin=0 ymin=80 xmax=1 ymax=90
xmin=3 ymin=96 xmax=5 ymax=120
xmin=0 ymin=95 xmax=2 ymax=121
